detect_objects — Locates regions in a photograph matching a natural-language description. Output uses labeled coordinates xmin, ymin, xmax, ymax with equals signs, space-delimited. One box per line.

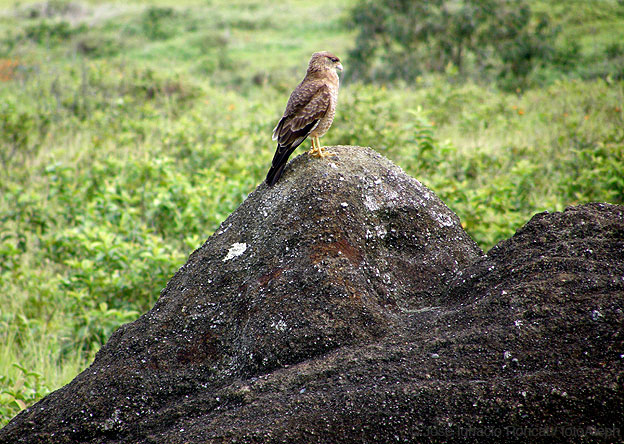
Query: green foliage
xmin=561 ymin=130 xmax=624 ymax=203
xmin=22 ymin=0 xmax=76 ymax=19
xmin=0 ymin=0 xmax=623 ymax=428
xmin=0 ymin=365 xmax=50 ymax=425
xmin=0 ymin=100 xmax=48 ymax=168
xmin=347 ymin=0 xmax=558 ymax=89
xmin=347 ymin=0 xmax=624 ymax=89
xmin=140 ymin=7 xmax=183 ymax=40
xmin=24 ymin=20 xmax=86 ymax=45
xmin=75 ymin=33 xmax=123 ymax=58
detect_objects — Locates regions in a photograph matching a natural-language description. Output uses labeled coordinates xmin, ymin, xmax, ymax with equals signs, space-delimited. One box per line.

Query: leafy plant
xmin=141 ymin=7 xmax=182 ymax=40
xmin=347 ymin=0 xmax=558 ymax=88
xmin=0 ymin=365 xmax=50 ymax=426
xmin=24 ymin=20 xmax=87 ymax=45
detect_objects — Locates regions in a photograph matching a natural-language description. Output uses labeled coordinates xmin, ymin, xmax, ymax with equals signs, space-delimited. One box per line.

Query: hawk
xmin=265 ymin=51 xmax=343 ymax=186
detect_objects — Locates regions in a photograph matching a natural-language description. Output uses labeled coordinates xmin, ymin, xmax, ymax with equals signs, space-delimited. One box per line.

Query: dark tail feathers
xmin=266 ymin=119 xmax=320 ymax=186
xmin=265 ymin=144 xmax=297 ymax=186
xmin=265 ymin=163 xmax=286 ymax=187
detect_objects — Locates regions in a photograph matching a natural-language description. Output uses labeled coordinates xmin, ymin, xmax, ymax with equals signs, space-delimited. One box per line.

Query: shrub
xmin=24 ymin=20 xmax=86 ymax=45
xmin=347 ymin=0 xmax=558 ymax=89
xmin=141 ymin=7 xmax=180 ymax=40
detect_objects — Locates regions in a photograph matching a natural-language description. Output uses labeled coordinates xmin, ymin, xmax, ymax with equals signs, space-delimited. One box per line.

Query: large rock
xmin=1 ymin=146 xmax=622 ymax=443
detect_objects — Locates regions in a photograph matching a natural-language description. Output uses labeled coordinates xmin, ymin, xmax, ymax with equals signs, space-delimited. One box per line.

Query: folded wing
xmin=266 ymin=85 xmax=331 ymax=186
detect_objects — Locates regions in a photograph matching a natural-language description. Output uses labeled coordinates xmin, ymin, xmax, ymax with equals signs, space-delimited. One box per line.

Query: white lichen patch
xmin=270 ymin=319 xmax=287 ymax=331
xmin=102 ymin=408 xmax=122 ymax=431
xmin=375 ymin=225 xmax=387 ymax=238
xmin=364 ymin=194 xmax=380 ymax=212
xmin=223 ymin=242 xmax=248 ymax=262
xmin=434 ymin=212 xmax=455 ymax=227
xmin=217 ymin=224 xmax=231 ymax=235
xmin=383 ymin=187 xmax=400 ymax=202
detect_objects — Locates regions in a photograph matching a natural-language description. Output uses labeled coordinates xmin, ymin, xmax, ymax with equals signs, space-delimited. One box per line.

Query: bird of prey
xmin=265 ymin=51 xmax=343 ymax=186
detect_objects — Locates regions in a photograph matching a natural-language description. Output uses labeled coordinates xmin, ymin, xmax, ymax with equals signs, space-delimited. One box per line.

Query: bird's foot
xmin=308 ymin=145 xmax=320 ymax=157
xmin=308 ymin=146 xmax=335 ymax=158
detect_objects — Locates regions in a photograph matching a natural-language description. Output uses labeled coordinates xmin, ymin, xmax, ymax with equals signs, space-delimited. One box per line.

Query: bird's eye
xmin=329 ymin=57 xmax=339 ymax=63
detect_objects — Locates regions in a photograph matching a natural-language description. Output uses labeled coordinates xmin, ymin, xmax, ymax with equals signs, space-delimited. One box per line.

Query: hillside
xmin=1 ymin=0 xmax=623 ymax=426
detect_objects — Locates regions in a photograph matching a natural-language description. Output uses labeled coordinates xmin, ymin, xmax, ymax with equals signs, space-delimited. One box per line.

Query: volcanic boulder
xmin=1 ymin=147 xmax=622 ymax=444
xmin=0 ymin=146 xmax=481 ymax=443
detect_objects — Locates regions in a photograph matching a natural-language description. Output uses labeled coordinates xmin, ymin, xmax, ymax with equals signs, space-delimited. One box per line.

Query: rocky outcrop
xmin=0 ymin=146 xmax=622 ymax=443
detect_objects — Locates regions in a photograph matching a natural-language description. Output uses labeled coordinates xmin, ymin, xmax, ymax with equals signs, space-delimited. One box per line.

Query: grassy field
xmin=1 ymin=0 xmax=623 ymax=426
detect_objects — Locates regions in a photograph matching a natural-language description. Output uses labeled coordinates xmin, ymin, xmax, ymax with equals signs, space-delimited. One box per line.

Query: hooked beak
xmin=336 ymin=62 xmax=344 ymax=73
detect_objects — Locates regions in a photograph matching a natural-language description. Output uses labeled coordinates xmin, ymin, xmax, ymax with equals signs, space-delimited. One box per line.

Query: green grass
xmin=1 ymin=0 xmax=623 ymax=427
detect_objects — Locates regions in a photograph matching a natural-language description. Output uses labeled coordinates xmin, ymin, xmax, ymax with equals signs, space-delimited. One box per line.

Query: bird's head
xmin=308 ymin=51 xmax=343 ymax=75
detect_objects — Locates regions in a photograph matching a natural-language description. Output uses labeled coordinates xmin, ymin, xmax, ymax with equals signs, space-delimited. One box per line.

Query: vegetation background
xmin=0 ymin=0 xmax=622 ymax=426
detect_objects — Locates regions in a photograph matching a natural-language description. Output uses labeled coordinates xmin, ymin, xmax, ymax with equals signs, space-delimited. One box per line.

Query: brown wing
xmin=272 ymin=83 xmax=331 ymax=146
xmin=266 ymin=84 xmax=331 ymax=186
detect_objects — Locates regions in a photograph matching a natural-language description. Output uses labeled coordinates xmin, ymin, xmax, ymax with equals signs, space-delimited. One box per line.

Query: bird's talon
xmin=308 ymin=146 xmax=334 ymax=158
xmin=319 ymin=148 xmax=336 ymax=158
xmin=315 ymin=146 xmax=336 ymax=158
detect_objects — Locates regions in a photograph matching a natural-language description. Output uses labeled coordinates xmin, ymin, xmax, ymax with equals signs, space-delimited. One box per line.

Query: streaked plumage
xmin=266 ymin=51 xmax=343 ymax=186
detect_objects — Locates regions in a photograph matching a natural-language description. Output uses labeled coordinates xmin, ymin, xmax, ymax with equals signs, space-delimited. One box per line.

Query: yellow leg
xmin=308 ymin=137 xmax=319 ymax=157
xmin=308 ymin=136 xmax=335 ymax=158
